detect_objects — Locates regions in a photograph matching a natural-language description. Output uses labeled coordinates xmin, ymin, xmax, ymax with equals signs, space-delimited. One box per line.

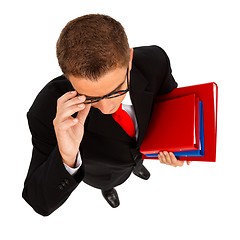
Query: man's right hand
xmin=53 ymin=91 xmax=91 ymax=167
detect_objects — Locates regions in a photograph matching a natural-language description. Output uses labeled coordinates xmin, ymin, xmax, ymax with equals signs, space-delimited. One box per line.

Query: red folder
xmin=141 ymin=94 xmax=199 ymax=153
xmin=141 ymin=82 xmax=218 ymax=162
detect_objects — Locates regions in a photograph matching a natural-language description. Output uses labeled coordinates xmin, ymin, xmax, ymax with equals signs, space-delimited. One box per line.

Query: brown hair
xmin=56 ymin=14 xmax=130 ymax=80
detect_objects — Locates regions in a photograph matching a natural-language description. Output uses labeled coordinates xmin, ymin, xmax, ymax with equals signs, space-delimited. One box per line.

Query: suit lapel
xmin=130 ymin=66 xmax=154 ymax=147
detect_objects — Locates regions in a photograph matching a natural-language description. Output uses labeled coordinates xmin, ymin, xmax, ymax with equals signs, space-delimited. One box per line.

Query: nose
xmin=94 ymin=99 xmax=116 ymax=114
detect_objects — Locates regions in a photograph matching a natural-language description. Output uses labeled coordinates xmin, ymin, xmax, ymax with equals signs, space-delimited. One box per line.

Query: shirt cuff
xmin=63 ymin=152 xmax=82 ymax=176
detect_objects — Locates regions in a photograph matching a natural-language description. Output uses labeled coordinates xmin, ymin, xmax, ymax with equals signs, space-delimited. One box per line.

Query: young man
xmin=22 ymin=14 xmax=189 ymax=216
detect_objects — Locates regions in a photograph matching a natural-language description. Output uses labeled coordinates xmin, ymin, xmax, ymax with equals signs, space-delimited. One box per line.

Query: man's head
xmin=56 ymin=14 xmax=133 ymax=114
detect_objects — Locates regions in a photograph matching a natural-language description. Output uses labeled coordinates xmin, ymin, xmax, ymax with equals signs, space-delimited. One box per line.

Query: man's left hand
xmin=158 ymin=151 xmax=191 ymax=167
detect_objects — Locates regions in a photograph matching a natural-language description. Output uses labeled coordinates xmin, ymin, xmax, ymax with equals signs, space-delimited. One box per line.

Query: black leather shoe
xmin=133 ymin=165 xmax=150 ymax=180
xmin=101 ymin=188 xmax=120 ymax=208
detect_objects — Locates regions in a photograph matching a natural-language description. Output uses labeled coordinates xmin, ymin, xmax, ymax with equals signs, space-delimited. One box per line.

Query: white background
xmin=1 ymin=0 xmax=240 ymax=239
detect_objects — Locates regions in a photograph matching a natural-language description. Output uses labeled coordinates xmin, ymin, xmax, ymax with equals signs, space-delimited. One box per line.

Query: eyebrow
xmin=79 ymin=79 xmax=126 ymax=99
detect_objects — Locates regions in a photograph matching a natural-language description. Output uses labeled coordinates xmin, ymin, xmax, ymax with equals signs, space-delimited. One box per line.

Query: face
xmin=68 ymin=67 xmax=130 ymax=114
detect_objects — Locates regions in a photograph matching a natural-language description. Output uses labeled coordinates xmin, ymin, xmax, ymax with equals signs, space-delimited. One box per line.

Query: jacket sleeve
xmin=155 ymin=45 xmax=178 ymax=96
xmin=133 ymin=45 xmax=178 ymax=96
xmin=22 ymin=111 xmax=84 ymax=216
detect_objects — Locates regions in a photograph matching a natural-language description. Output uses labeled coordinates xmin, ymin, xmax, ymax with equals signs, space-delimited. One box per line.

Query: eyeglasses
xmin=81 ymin=68 xmax=129 ymax=104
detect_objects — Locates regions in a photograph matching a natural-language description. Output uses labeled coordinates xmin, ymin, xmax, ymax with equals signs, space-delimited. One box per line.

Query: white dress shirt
xmin=64 ymin=92 xmax=138 ymax=175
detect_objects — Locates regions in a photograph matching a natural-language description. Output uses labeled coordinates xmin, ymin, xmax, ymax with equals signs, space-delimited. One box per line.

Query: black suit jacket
xmin=22 ymin=45 xmax=177 ymax=216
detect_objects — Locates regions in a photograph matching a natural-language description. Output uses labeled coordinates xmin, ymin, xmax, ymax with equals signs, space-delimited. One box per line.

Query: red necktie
xmin=112 ymin=103 xmax=136 ymax=138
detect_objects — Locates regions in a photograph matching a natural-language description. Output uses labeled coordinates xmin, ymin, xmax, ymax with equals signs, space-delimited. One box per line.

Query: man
xmin=22 ymin=14 xmax=189 ymax=216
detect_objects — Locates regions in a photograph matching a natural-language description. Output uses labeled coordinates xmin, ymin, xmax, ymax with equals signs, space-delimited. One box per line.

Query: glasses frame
xmin=82 ymin=68 xmax=129 ymax=104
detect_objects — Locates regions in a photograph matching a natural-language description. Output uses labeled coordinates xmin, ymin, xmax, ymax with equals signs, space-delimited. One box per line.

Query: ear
xmin=128 ymin=48 xmax=134 ymax=71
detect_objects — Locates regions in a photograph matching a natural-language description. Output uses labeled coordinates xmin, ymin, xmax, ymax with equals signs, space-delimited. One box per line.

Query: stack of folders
xmin=140 ymin=82 xmax=218 ymax=162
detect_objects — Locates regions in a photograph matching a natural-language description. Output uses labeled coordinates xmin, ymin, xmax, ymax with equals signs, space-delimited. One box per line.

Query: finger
xmin=187 ymin=161 xmax=192 ymax=165
xmin=158 ymin=152 xmax=163 ymax=163
xmin=76 ymin=104 xmax=91 ymax=124
xmin=169 ymin=152 xmax=184 ymax=167
xmin=176 ymin=160 xmax=184 ymax=167
xmin=57 ymin=91 xmax=78 ymax=105
xmin=62 ymin=95 xmax=86 ymax=110
xmin=58 ymin=104 xmax=86 ymax=122
xmin=165 ymin=152 xmax=184 ymax=167
xmin=163 ymin=151 xmax=172 ymax=165
xmin=158 ymin=152 xmax=166 ymax=164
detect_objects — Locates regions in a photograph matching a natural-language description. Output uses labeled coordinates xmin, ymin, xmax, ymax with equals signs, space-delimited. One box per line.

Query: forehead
xmin=68 ymin=68 xmax=127 ymax=96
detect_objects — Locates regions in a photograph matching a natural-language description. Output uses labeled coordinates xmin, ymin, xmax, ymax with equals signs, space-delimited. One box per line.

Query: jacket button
xmin=58 ymin=184 xmax=64 ymax=190
xmin=63 ymin=178 xmax=69 ymax=185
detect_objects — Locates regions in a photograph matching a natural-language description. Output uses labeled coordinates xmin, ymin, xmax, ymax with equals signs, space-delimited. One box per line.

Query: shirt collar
xmin=122 ymin=91 xmax=133 ymax=106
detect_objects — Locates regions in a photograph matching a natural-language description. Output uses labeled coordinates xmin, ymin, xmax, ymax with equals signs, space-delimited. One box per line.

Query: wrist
xmin=62 ymin=156 xmax=77 ymax=168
